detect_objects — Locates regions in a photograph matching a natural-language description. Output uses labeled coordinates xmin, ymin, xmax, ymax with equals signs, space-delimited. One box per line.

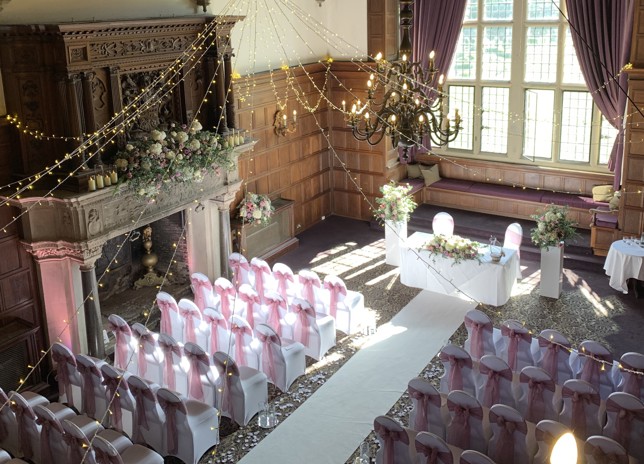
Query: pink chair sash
xmin=129 ymin=384 xmax=155 ymax=437
xmin=299 ymin=274 xmax=320 ymax=307
xmin=158 ymin=397 xmax=186 ymax=455
xmin=251 ymin=261 xmax=271 ymax=300
xmin=239 ymin=290 xmax=260 ymax=329
xmin=620 ymin=360 xmax=643 ymax=397
xmin=159 ymin=341 xmax=182 ymax=391
xmin=63 ymin=433 xmax=87 ymax=464
xmin=479 ymin=363 xmax=512 ymax=407
xmin=35 ymin=415 xmax=58 ymax=464
xmin=265 ymin=295 xmax=285 ymax=337
xmin=180 ymin=307 xmax=198 ymax=344
xmin=157 ymin=299 xmax=175 ymax=335
xmin=229 ymin=258 xmax=250 ymax=287
xmin=94 ymin=446 xmax=121 ymax=464
xmin=108 ymin=321 xmax=131 ymax=370
xmin=323 ymin=279 xmax=346 ymax=319
xmin=415 ymin=441 xmax=451 ymax=464
xmin=191 ymin=278 xmax=213 ymax=312
xmin=231 ymin=324 xmax=252 ymax=367
xmin=439 ymin=352 xmax=472 ymax=391
xmin=274 ymin=270 xmax=294 ymax=301
xmin=447 ymin=400 xmax=483 ymax=449
xmin=52 ymin=351 xmax=74 ymax=402
xmin=408 ymin=385 xmax=441 ymax=432
xmin=77 ymin=362 xmax=100 ymax=417
xmin=586 ymin=441 xmax=629 ymax=464
xmin=374 ymin=422 xmax=409 ymax=464
xmin=135 ymin=331 xmax=155 ymax=379
xmin=464 ymin=316 xmax=492 ymax=360
xmin=538 ymin=336 xmax=568 ymax=383
xmin=215 ymin=283 xmax=236 ymax=320
xmin=215 ymin=362 xmax=238 ymax=421
xmin=292 ymin=302 xmax=315 ymax=347
xmin=489 ymin=411 xmax=527 ymax=464
xmin=579 ymin=350 xmax=612 ymax=387
xmin=562 ymin=385 xmax=600 ymax=437
xmin=102 ymin=376 xmax=124 ymax=432
xmin=13 ymin=402 xmax=35 ymax=459
xmin=204 ymin=313 xmax=228 ymax=355
xmin=605 ymin=398 xmax=644 ymax=450
xmin=534 ymin=427 xmax=557 ymax=446
xmin=501 ymin=325 xmax=531 ymax=370
xmin=185 ymin=351 xmax=209 ymax=401
xmin=258 ymin=332 xmax=279 ymax=383
xmin=520 ymin=373 xmax=555 ymax=422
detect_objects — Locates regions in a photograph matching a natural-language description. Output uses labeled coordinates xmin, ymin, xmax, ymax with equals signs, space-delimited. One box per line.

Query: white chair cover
xmin=533 ymin=420 xmax=571 ymax=464
xmin=495 ymin=319 xmax=535 ymax=372
xmin=459 ymin=450 xmax=495 ymax=464
xmin=559 ymin=379 xmax=602 ymax=439
xmin=296 ymin=269 xmax=327 ymax=314
xmin=178 ymin=299 xmax=208 ymax=347
xmin=190 ymin=272 xmax=218 ymax=313
xmin=182 ymin=342 xmax=218 ymax=404
xmin=262 ymin=291 xmax=291 ymax=339
xmin=414 ymin=432 xmax=452 ymax=464
xmin=107 ymin=315 xmax=136 ymax=373
xmin=463 ymin=309 xmax=496 ymax=362
xmin=250 ymin=257 xmax=275 ymax=302
xmin=487 ymin=404 xmax=529 ymax=464
xmin=92 ymin=434 xmax=164 ymax=464
xmin=407 ymin=378 xmax=445 ymax=438
xmin=212 ymin=351 xmax=268 ymax=426
xmin=8 ymin=391 xmax=49 ymax=462
xmin=100 ymin=364 xmax=135 ymax=437
xmin=373 ymin=415 xmax=413 ymax=464
xmin=618 ymin=351 xmax=644 ymax=400
xmin=155 ymin=292 xmax=183 ymax=342
xmin=62 ymin=416 xmax=131 ymax=464
xmin=230 ymin=314 xmax=261 ymax=370
xmin=126 ymin=375 xmax=165 ymax=453
xmin=51 ymin=342 xmax=83 ymax=410
xmin=238 ymin=283 xmax=265 ymax=329
xmin=534 ymin=329 xmax=573 ymax=385
xmin=0 ymin=387 xmax=20 ymax=456
xmin=438 ymin=345 xmax=477 ymax=397
xmin=476 ymin=355 xmax=515 ymax=409
xmin=571 ymin=340 xmax=617 ymax=400
xmin=33 ymin=403 xmax=77 ymax=464
xmin=255 ymin=323 xmax=306 ymax=392
xmin=445 ymin=390 xmax=486 ymax=454
xmin=156 ymin=388 xmax=219 ymax=464
xmin=75 ymin=354 xmax=108 ymax=422
xmin=203 ymin=307 xmax=233 ymax=355
xmin=157 ymin=333 xmax=188 ymax=393
xmin=432 ymin=212 xmax=454 ymax=237
xmin=228 ymin=252 xmax=251 ymax=288
xmin=503 ymin=222 xmax=523 ymax=278
xmin=214 ymin=277 xmax=238 ymax=321
xmin=130 ymin=323 xmax=163 ymax=386
xmin=272 ymin=262 xmax=296 ymax=303
xmin=289 ymin=297 xmax=336 ymax=360
xmin=517 ymin=366 xmax=557 ymax=422
xmin=602 ymin=392 xmax=644 ymax=458
xmin=584 ymin=435 xmax=629 ymax=464
xmin=0 ymin=450 xmax=10 ymax=464
xmin=322 ymin=274 xmax=366 ymax=334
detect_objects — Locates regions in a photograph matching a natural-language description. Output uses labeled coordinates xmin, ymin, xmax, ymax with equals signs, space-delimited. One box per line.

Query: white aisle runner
xmin=239 ymin=290 xmax=476 ymax=464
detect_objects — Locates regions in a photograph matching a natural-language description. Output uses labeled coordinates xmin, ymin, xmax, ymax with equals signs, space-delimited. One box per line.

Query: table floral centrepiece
xmin=374 ymin=181 xmax=418 ymax=224
xmin=423 ymin=234 xmax=481 ymax=264
xmin=113 ymin=120 xmax=235 ymax=198
xmin=530 ymin=204 xmax=577 ymax=250
xmin=238 ymin=192 xmax=274 ymax=225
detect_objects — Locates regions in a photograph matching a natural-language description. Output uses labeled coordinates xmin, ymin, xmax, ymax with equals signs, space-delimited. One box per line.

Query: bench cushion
xmin=430 ymin=178 xmax=475 ymax=192
xmin=540 ymin=191 xmax=605 ymax=210
xmin=400 ymin=178 xmax=425 ymax=193
xmin=468 ymin=182 xmax=545 ymax=202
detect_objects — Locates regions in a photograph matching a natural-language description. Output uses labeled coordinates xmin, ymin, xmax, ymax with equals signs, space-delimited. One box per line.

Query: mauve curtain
xmin=566 ymin=0 xmax=634 ymax=189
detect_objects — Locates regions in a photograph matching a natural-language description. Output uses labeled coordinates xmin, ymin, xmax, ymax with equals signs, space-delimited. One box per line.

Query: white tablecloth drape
xmin=604 ymin=240 xmax=644 ymax=293
xmin=400 ymin=232 xmax=519 ymax=307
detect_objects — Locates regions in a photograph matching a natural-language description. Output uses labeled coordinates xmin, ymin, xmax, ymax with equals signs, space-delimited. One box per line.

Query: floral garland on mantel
xmin=113 ymin=121 xmax=235 ymax=198
xmin=423 ymin=234 xmax=481 ymax=264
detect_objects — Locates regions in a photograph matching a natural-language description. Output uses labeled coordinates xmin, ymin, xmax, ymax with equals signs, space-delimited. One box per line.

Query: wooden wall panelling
xmin=367 ymin=0 xmax=400 ymax=61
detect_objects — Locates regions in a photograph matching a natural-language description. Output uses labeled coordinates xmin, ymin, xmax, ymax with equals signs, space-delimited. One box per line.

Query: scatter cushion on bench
xmin=592 ymin=184 xmax=614 ymax=202
xmin=406 ymin=163 xmax=423 ymax=179
xmin=421 ymin=165 xmax=441 ymax=186
xmin=595 ymin=212 xmax=618 ymax=228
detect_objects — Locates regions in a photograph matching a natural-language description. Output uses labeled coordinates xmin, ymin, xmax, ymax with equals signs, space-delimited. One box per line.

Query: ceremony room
xmin=0 ymin=0 xmax=643 ymax=463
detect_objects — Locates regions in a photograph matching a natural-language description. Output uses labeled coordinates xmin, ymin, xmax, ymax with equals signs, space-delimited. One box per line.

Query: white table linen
xmin=400 ymin=232 xmax=518 ymax=306
xmin=604 ymin=240 xmax=644 ymax=293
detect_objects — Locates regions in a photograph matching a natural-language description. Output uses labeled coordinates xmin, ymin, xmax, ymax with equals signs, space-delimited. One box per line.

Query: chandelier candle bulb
xmin=342 ymin=100 xmax=346 ymax=112
xmin=293 ymin=110 xmax=297 ymax=122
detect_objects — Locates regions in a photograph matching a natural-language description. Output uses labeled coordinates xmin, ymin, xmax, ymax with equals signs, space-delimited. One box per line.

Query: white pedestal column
xmin=540 ymin=244 xmax=564 ymax=298
xmin=385 ymin=220 xmax=407 ymax=266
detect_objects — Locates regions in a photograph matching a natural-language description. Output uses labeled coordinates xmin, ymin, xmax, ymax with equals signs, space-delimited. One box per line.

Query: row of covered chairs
xmin=462 ymin=310 xmax=644 ymax=401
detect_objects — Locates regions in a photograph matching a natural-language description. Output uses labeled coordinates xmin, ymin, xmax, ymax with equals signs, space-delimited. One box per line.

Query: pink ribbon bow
xmin=185 ymin=350 xmax=209 ymax=401
xmin=291 ymin=302 xmax=315 ymax=347
xmin=619 ymin=360 xmax=643 ymax=397
xmin=180 ymin=307 xmax=198 ymax=344
xmin=439 ymin=352 xmax=472 ymax=391
xmin=538 ymin=336 xmax=568 ymax=383
xmin=323 ymin=279 xmax=346 ymax=319
xmin=157 ymin=299 xmax=176 ymax=336
xmin=489 ymin=412 xmax=527 ymax=464
xmin=407 ymin=385 xmax=441 ymax=432
xmin=94 ymin=446 xmax=121 ymax=464
xmin=561 ymin=385 xmax=600 ymax=437
xmin=446 ymin=400 xmax=483 ymax=449
xmin=52 ymin=350 xmax=74 ymax=404
xmin=77 ymin=362 xmax=100 ymax=417
xmin=415 ymin=440 xmax=451 ymax=464
xmin=158 ymin=396 xmax=186 ymax=455
xmin=521 ymin=374 xmax=555 ymax=423
xmin=35 ymin=414 xmax=59 ymax=464
xmin=215 ymin=283 xmax=236 ymax=320
xmin=298 ymin=273 xmax=320 ymax=307
xmin=107 ymin=321 xmax=131 ymax=370
xmin=464 ymin=316 xmax=492 ymax=360
xmin=129 ymin=383 xmax=156 ymax=441
xmin=579 ymin=350 xmax=612 ymax=389
xmin=191 ymin=277 xmax=213 ymax=312
xmin=239 ymin=290 xmax=260 ymax=329
xmin=231 ymin=324 xmax=252 ymax=367
xmin=159 ymin=340 xmax=182 ymax=391
xmin=258 ymin=332 xmax=280 ymax=383
xmin=273 ymin=269 xmax=294 ymax=301
xmin=501 ymin=325 xmax=531 ymax=371
xmin=251 ymin=261 xmax=271 ymax=300
xmin=605 ymin=397 xmax=644 ymax=451
xmin=102 ymin=376 xmax=124 ymax=432
xmin=229 ymin=257 xmax=250 ymax=287
xmin=479 ymin=363 xmax=512 ymax=407
xmin=585 ymin=441 xmax=629 ymax=464
xmin=63 ymin=432 xmax=87 ymax=464
xmin=265 ymin=295 xmax=286 ymax=337
xmin=12 ymin=401 xmax=35 ymax=460
xmin=203 ymin=313 xmax=227 ymax=355
xmin=374 ymin=421 xmax=409 ymax=464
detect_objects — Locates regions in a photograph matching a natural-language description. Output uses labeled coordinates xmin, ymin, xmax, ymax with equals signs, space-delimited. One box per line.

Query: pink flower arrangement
xmin=423 ymin=234 xmax=481 ymax=264
xmin=238 ymin=192 xmax=274 ymax=225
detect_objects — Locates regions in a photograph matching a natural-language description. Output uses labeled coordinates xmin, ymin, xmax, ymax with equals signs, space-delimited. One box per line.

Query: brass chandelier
xmin=346 ymin=0 xmax=461 ymax=161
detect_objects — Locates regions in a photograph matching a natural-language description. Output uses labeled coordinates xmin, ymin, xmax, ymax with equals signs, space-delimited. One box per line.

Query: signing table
xmin=400 ymin=232 xmax=519 ymax=306
xmin=604 ymin=239 xmax=644 ymax=293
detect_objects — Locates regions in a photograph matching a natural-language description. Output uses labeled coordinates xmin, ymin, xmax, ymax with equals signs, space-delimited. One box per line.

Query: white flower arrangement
xmin=238 ymin=192 xmax=274 ymax=225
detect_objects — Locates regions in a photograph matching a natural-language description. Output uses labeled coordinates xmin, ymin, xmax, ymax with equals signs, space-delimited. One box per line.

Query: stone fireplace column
xmin=80 ymin=258 xmax=104 ymax=358
xmin=213 ymin=191 xmax=238 ymax=280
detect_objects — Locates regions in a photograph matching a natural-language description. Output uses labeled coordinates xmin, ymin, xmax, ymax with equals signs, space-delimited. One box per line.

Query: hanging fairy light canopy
xmin=346 ymin=0 xmax=461 ymax=161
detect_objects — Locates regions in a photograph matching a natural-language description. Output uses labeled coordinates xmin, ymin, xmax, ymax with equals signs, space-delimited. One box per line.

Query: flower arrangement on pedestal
xmin=530 ymin=204 xmax=577 ymax=249
xmin=374 ymin=181 xmax=418 ymax=224
xmin=238 ymin=192 xmax=274 ymax=225
xmin=423 ymin=235 xmax=481 ymax=264
xmin=113 ymin=120 xmax=235 ymax=198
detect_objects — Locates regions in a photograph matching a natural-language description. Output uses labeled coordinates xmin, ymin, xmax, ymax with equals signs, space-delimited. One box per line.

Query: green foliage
xmin=374 ymin=181 xmax=418 ymax=224
xmin=530 ymin=204 xmax=578 ymax=249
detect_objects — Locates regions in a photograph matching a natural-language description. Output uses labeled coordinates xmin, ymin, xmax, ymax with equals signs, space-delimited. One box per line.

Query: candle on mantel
xmin=104 ymin=174 xmax=111 ymax=187
xmin=96 ymin=174 xmax=104 ymax=189
xmin=110 ymin=170 xmax=118 ymax=184
xmin=88 ymin=176 xmax=96 ymax=191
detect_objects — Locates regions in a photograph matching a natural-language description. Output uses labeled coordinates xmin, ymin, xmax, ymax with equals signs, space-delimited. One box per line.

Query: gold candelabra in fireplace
xmin=134 ymin=224 xmax=165 ymax=289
